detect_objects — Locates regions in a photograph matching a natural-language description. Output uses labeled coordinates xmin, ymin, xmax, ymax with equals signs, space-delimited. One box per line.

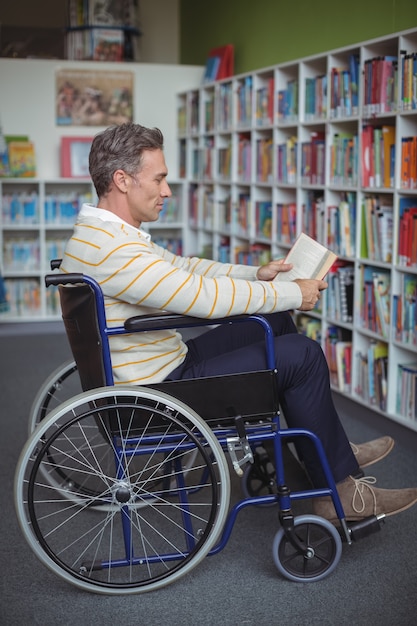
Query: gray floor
xmin=1 ymin=323 xmax=417 ymax=625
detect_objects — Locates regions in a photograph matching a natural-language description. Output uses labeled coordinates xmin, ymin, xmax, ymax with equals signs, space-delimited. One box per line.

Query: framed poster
xmin=56 ymin=68 xmax=134 ymax=126
xmin=60 ymin=137 xmax=93 ymax=178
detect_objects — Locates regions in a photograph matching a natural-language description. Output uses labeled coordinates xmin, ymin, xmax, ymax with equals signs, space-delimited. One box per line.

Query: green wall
xmin=180 ymin=0 xmax=417 ymax=74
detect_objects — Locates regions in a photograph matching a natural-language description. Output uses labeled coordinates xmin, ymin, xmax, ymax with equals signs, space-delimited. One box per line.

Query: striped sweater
xmin=61 ymin=204 xmax=302 ymax=384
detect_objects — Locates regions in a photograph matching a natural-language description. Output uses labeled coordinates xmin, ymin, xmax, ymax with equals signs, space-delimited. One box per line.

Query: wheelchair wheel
xmin=28 ymin=360 xmax=80 ymax=433
xmin=241 ymin=445 xmax=276 ymax=503
xmin=272 ymin=514 xmax=342 ymax=582
xmin=15 ymin=386 xmax=231 ymax=595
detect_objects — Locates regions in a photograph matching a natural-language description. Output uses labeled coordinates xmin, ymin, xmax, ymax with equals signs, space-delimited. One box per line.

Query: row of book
xmin=304 ymin=75 xmax=327 ymax=120
xmin=361 ymin=125 xmax=395 ymax=189
xmin=183 ymin=47 xmax=417 ymax=137
xmin=398 ymin=198 xmax=417 ymax=267
xmin=355 ymin=341 xmax=388 ymax=411
xmin=327 ymin=262 xmax=355 ymax=324
xmin=256 ymin=138 xmax=273 ymax=183
xmin=392 ymin=273 xmax=417 ymax=347
xmin=3 ymin=238 xmax=41 ymax=271
xmin=276 ymin=202 xmax=297 ymax=245
xmin=329 ymin=133 xmax=358 ymax=187
xmin=277 ymin=80 xmax=298 ymax=122
xmin=327 ymin=193 xmax=357 ymax=257
xmin=255 ymin=78 xmax=274 ymax=127
xmin=277 ymin=136 xmax=297 ymax=184
xmin=2 ymin=235 xmax=68 ymax=265
xmin=1 ymin=279 xmax=41 ymax=316
xmin=363 ymin=55 xmax=398 ymax=116
xmin=400 ymin=136 xmax=417 ymax=190
xmin=397 ymin=362 xmax=417 ymax=421
xmin=362 ymin=195 xmax=393 ymax=263
xmin=329 ymin=54 xmax=360 ymax=119
xmin=300 ymin=132 xmax=325 ymax=185
xmin=399 ymin=52 xmax=417 ymax=111
xmin=186 ymin=128 xmax=416 ymax=194
xmin=325 ymin=330 xmax=352 ymax=393
xmin=358 ymin=266 xmax=391 ymax=339
xmin=2 ymin=191 xmax=92 ymax=225
xmin=231 ymin=243 xmax=272 ymax=266
xmin=236 ymin=77 xmax=253 ymax=127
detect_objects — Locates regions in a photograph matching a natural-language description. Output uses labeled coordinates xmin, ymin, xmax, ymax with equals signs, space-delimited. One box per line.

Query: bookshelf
xmin=177 ymin=27 xmax=417 ymax=432
xmin=65 ymin=0 xmax=141 ymax=62
xmin=0 ymin=178 xmax=190 ymax=321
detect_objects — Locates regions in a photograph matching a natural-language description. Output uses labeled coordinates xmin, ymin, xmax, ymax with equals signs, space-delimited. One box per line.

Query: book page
xmin=274 ymin=232 xmax=337 ymax=281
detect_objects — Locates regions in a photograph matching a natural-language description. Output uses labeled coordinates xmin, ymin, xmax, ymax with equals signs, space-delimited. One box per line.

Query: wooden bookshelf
xmin=177 ymin=27 xmax=417 ymax=432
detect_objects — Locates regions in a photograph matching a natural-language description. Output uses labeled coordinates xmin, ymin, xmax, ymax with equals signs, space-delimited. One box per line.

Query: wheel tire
xmin=272 ymin=514 xmax=342 ymax=582
xmin=15 ymin=386 xmax=231 ymax=595
xmin=28 ymin=360 xmax=80 ymax=433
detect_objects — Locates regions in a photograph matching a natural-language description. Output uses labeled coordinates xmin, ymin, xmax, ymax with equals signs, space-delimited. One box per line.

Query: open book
xmin=274 ymin=232 xmax=337 ymax=281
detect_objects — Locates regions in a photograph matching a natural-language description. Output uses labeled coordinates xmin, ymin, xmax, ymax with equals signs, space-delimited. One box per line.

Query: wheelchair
xmin=14 ymin=269 xmax=384 ymax=595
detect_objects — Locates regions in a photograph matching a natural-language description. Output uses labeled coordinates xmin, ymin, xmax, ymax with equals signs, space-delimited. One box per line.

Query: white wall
xmin=0 ymin=57 xmax=203 ymax=179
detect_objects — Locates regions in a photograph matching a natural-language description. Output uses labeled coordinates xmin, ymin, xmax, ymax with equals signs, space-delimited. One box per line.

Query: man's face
xmin=126 ymin=148 xmax=171 ymax=227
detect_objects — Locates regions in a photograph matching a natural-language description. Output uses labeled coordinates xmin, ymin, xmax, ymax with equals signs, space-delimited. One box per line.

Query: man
xmin=61 ymin=122 xmax=417 ymax=524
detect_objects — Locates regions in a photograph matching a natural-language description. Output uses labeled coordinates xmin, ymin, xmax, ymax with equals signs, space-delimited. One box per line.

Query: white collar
xmin=80 ymin=203 xmax=151 ymax=241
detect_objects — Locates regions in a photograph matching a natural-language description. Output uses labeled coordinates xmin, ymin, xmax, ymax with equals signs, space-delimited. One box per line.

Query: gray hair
xmin=89 ymin=123 xmax=164 ymax=197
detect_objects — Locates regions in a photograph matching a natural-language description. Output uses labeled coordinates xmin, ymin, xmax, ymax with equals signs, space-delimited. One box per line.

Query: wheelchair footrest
xmin=347 ymin=514 xmax=385 ymax=541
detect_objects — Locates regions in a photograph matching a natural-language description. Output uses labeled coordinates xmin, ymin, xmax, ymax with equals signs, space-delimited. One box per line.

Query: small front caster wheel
xmin=241 ymin=446 xmax=276 ymax=505
xmin=272 ymin=514 xmax=342 ymax=582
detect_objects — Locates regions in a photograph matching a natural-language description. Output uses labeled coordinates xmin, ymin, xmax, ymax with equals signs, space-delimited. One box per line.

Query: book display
xmin=177 ymin=28 xmax=417 ymax=431
xmin=65 ymin=0 xmax=141 ymax=62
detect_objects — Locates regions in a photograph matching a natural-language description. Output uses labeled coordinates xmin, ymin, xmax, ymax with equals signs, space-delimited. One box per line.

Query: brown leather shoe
xmin=313 ymin=475 xmax=417 ymax=523
xmin=351 ymin=436 xmax=394 ymax=468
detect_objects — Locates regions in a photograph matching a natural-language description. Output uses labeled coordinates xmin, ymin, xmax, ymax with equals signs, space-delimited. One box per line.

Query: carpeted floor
xmin=1 ymin=325 xmax=417 ymax=625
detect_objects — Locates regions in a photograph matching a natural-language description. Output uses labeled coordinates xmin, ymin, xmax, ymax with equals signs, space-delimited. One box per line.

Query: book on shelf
xmin=7 ymin=141 xmax=36 ymax=177
xmin=327 ymin=261 xmax=354 ymax=324
xmin=359 ymin=266 xmax=391 ymax=338
xmin=398 ymin=198 xmax=417 ymax=266
xmin=92 ymin=28 xmax=124 ymax=62
xmin=274 ymin=232 xmax=337 ymax=282
xmin=355 ymin=341 xmax=388 ymax=410
xmin=392 ymin=274 xmax=417 ymax=345
xmin=203 ymin=44 xmax=234 ymax=83
xmin=362 ymin=195 xmax=393 ymax=263
xmin=396 ymin=362 xmax=417 ymax=420
xmin=335 ymin=341 xmax=352 ymax=393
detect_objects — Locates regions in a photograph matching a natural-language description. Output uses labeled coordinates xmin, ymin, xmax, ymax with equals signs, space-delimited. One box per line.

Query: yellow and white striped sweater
xmin=61 ymin=204 xmax=302 ymax=384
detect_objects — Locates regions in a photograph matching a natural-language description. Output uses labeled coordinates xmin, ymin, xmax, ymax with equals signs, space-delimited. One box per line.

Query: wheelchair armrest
xmin=124 ymin=312 xmax=251 ymax=332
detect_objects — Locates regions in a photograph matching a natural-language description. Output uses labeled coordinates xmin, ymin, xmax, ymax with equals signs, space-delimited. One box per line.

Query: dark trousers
xmin=168 ymin=312 xmax=359 ymax=487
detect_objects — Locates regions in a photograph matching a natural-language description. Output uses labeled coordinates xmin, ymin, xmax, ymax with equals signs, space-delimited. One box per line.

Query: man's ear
xmin=113 ymin=169 xmax=129 ymax=193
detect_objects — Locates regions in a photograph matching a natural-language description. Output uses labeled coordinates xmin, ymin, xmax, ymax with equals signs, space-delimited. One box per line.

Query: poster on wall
xmin=55 ymin=68 xmax=134 ymax=126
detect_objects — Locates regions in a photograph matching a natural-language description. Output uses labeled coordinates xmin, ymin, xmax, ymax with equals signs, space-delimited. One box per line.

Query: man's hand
xmin=294 ymin=279 xmax=328 ymax=311
xmin=256 ymin=260 xmax=293 ymax=281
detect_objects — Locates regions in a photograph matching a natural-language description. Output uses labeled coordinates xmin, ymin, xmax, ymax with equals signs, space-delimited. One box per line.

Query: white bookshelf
xmin=0 ymin=178 xmax=190 ymax=321
xmin=177 ymin=28 xmax=417 ymax=432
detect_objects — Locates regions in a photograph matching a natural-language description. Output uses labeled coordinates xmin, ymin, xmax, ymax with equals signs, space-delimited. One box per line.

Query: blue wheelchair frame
xmin=47 ymin=271 xmax=352 ymax=558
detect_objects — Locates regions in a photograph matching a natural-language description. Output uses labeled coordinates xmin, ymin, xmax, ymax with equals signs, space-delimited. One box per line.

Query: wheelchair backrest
xmin=58 ymin=283 xmax=107 ymax=392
